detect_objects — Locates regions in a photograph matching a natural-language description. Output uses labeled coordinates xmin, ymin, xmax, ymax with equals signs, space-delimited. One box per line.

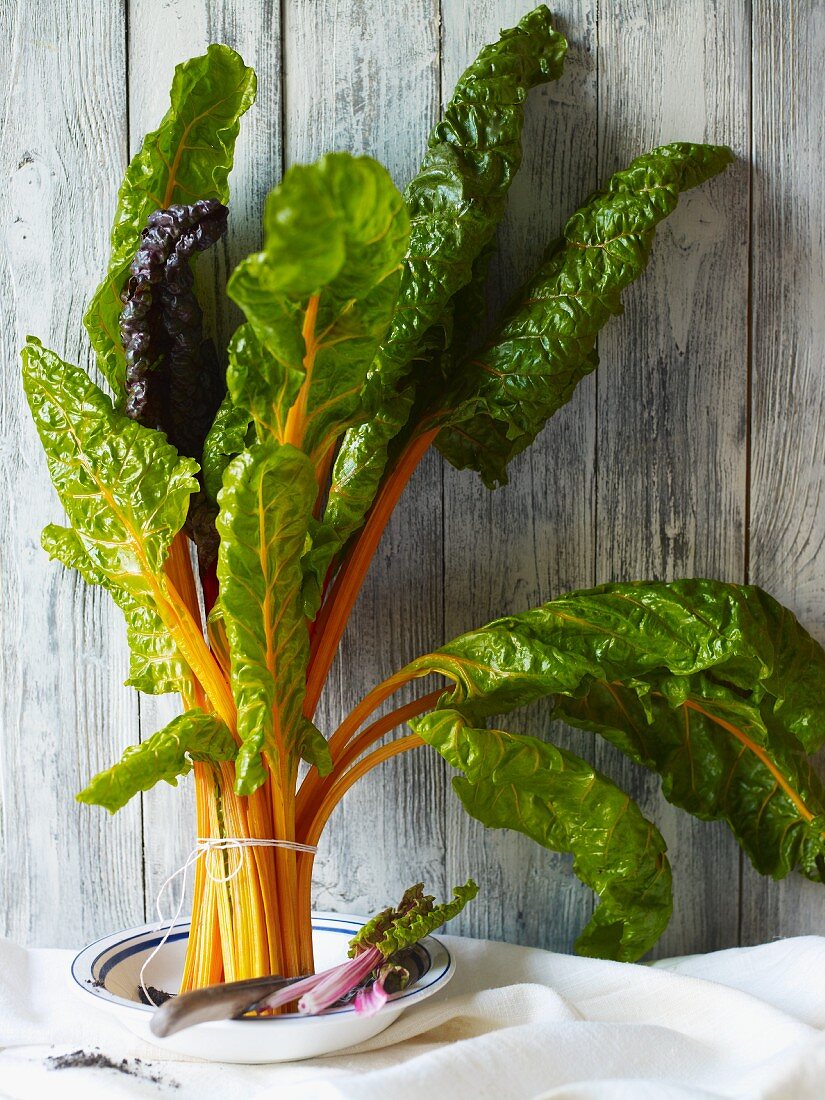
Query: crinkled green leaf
xmin=220 ymin=324 xmax=293 ymax=462
xmin=303 ymin=386 xmax=414 ymax=604
xmin=227 ymin=153 xmax=409 ymax=463
xmin=202 ymin=391 xmax=254 ymax=502
xmin=22 ymin=339 xmax=199 ymax=693
xmin=84 ymin=45 xmax=256 ymax=394
xmin=42 ymin=524 xmax=191 ymax=695
xmin=299 ymin=718 xmax=333 ymax=777
xmin=404 ymin=579 xmax=825 ymax=886
xmin=77 ymin=709 xmax=236 ymax=814
xmin=300 ymin=519 xmax=344 ymax=620
xmin=321 ymin=8 xmax=566 ymax=571
xmin=22 ymin=338 xmax=199 ymax=586
xmin=372 ymin=5 xmax=567 ymax=397
xmin=348 ymin=880 xmax=478 ymax=958
xmin=445 ymin=241 xmax=496 ymax=365
xmin=413 ymin=710 xmax=672 ymax=962
xmin=435 ymin=142 xmax=734 ymax=486
xmin=215 ymin=441 xmax=317 ymax=793
xmin=557 ymin=675 xmax=825 ymax=882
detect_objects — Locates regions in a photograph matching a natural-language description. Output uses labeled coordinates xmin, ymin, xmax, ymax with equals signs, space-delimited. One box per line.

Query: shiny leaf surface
xmin=304 ymin=386 xmax=414 ymax=602
xmin=227 ymin=153 xmax=409 ymax=462
xmin=78 ymin=710 xmax=236 ymax=813
xmin=413 ymin=710 xmax=672 ymax=961
xmin=215 ymin=441 xmax=316 ymax=792
xmin=323 ymin=7 xmax=566 ymax=567
xmin=374 ymin=4 xmax=567 ymax=395
xmin=202 ymin=391 xmax=255 ymax=503
xmin=405 ymin=579 xmax=825 ymax=885
xmin=42 ymin=524 xmax=191 ymax=696
xmin=22 ymin=339 xmax=199 ymax=693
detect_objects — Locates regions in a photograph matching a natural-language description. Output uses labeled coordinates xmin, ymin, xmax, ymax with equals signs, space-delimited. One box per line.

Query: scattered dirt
xmin=138 ymin=985 xmax=175 ymax=1007
xmin=83 ymin=975 xmax=174 ymax=1004
xmin=46 ymin=1048 xmax=179 ymax=1089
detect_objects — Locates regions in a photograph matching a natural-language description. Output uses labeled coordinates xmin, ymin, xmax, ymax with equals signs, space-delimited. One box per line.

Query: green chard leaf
xmin=78 ymin=710 xmax=236 ymax=813
xmin=42 ymin=524 xmax=191 ymax=695
xmin=299 ymin=718 xmax=334 ymax=777
xmin=320 ymin=7 xmax=567 ymax=574
xmin=226 ymin=153 xmax=409 ymax=464
xmin=404 ymin=579 xmax=825 ymax=888
xmin=303 ymin=385 xmax=415 ymax=609
xmin=413 ymin=711 xmax=672 ymax=961
xmin=22 ymin=339 xmax=199 ymax=695
xmin=84 ymin=45 xmax=256 ymax=394
xmin=375 ymin=4 xmax=566 ymax=391
xmin=556 ymin=677 xmax=825 ymax=882
xmin=434 ymin=142 xmax=734 ymax=487
xmin=215 ymin=441 xmax=318 ymax=793
xmin=202 ymin=391 xmax=255 ymax=503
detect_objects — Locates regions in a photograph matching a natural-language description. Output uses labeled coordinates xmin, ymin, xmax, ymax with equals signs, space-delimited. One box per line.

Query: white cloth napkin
xmin=1 ymin=933 xmax=824 ymax=1099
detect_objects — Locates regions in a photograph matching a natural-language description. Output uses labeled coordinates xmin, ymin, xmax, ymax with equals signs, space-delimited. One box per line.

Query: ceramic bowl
xmin=70 ymin=912 xmax=453 ymax=1063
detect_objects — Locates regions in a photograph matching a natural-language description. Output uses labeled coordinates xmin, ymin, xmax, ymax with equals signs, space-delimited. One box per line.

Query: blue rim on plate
xmin=71 ymin=912 xmax=453 ymax=1021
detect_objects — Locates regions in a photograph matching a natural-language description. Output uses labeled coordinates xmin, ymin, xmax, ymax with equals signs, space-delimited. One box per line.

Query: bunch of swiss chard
xmin=23 ymin=7 xmax=825 ymax=993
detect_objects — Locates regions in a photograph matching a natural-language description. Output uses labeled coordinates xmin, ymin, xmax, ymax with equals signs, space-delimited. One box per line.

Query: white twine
xmin=139 ymin=837 xmax=318 ymax=1007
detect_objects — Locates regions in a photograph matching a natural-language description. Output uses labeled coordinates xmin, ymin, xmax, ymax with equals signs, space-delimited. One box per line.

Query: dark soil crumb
xmin=85 ymin=977 xmax=106 ymax=989
xmin=46 ymin=1048 xmax=179 ymax=1089
xmin=138 ymin=985 xmax=175 ymax=1006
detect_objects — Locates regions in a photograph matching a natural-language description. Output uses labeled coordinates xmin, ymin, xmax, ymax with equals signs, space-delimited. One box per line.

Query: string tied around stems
xmin=139 ymin=837 xmax=319 ymax=1007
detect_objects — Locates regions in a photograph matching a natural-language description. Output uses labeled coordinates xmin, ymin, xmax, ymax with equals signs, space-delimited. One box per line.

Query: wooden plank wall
xmin=1 ymin=0 xmax=823 ymax=957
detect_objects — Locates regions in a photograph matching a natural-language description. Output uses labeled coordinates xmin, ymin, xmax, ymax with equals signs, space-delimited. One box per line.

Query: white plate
xmin=70 ymin=913 xmax=453 ymax=1063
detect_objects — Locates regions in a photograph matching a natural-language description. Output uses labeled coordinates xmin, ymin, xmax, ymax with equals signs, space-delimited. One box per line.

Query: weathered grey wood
xmin=594 ymin=0 xmax=750 ymax=956
xmin=126 ymin=0 xmax=284 ymax=920
xmin=741 ymin=0 xmax=825 ymax=945
xmin=440 ymin=0 xmax=600 ymax=952
xmin=0 ymin=0 xmax=144 ymax=946
xmin=284 ymin=0 xmax=448 ymax=917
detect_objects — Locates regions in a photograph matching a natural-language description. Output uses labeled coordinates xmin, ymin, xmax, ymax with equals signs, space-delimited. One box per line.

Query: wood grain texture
xmin=594 ymin=0 xmax=750 ymax=957
xmin=126 ymin=0 xmax=283 ymax=920
xmin=2 ymin=0 xmax=825 ymax=955
xmin=440 ymin=0 xmax=600 ymax=952
xmin=0 ymin=0 xmax=143 ymax=947
xmin=741 ymin=0 xmax=825 ymax=944
xmin=283 ymin=0 xmax=448 ymax=917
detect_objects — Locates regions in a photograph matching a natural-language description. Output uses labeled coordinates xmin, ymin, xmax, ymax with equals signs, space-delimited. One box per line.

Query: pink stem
xmin=259 ymin=945 xmax=383 ymax=1015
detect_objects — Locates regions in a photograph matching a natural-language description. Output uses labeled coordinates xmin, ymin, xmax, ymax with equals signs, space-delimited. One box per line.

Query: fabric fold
xmin=1 ymin=934 xmax=824 ymax=1099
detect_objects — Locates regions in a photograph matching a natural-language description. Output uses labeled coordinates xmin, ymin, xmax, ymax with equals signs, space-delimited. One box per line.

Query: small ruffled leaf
xmin=202 ymin=392 xmax=255 ymax=502
xmin=77 ymin=710 xmax=236 ymax=814
xmin=303 ymin=387 xmax=414 ymax=600
xmin=348 ymin=880 xmax=478 ymax=958
xmin=299 ymin=719 xmax=334 ymax=777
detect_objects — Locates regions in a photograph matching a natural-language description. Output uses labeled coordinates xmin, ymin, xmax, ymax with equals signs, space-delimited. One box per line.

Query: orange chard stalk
xmin=304 ymin=427 xmax=438 ymax=717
